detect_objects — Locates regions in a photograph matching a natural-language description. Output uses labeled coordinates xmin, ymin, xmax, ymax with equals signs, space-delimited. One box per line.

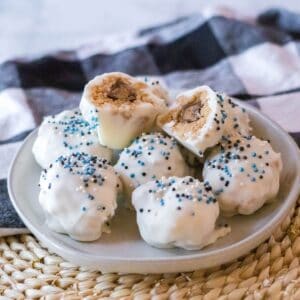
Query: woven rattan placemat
xmin=0 ymin=197 xmax=300 ymax=299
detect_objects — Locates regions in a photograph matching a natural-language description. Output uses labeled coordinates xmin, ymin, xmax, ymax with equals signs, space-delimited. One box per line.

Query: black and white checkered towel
xmin=1 ymin=7 xmax=300 ymax=236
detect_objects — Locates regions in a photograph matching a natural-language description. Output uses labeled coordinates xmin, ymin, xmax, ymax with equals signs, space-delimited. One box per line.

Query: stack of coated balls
xmin=33 ymin=72 xmax=282 ymax=250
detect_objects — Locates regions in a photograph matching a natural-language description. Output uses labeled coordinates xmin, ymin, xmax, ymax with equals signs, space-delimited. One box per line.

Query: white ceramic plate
xmin=8 ymin=101 xmax=300 ymax=274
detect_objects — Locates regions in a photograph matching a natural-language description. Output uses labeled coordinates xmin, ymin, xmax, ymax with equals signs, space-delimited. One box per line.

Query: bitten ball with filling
xmin=132 ymin=176 xmax=230 ymax=250
xmin=157 ymin=85 xmax=229 ymax=157
xmin=80 ymin=72 xmax=167 ymax=149
xmin=39 ymin=152 xmax=121 ymax=241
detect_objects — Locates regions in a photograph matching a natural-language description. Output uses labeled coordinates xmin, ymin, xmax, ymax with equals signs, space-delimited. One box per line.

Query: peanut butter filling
xmin=159 ymin=90 xmax=211 ymax=137
xmin=179 ymin=102 xmax=204 ymax=123
xmin=106 ymin=79 xmax=136 ymax=101
xmin=89 ymin=75 xmax=156 ymax=109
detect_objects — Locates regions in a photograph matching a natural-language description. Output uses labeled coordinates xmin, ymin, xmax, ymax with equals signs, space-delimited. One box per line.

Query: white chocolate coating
xmin=157 ymin=86 xmax=229 ymax=157
xmin=203 ymin=136 xmax=282 ymax=216
xmin=114 ymin=133 xmax=190 ymax=204
xmin=132 ymin=176 xmax=231 ymax=250
xmin=137 ymin=76 xmax=170 ymax=102
xmin=80 ymin=72 xmax=167 ymax=149
xmin=39 ymin=153 xmax=120 ymax=241
xmin=32 ymin=109 xmax=113 ymax=169
xmin=179 ymin=145 xmax=203 ymax=169
xmin=222 ymin=94 xmax=252 ymax=137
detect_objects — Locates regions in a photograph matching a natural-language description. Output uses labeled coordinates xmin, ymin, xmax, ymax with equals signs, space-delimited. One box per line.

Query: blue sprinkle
xmin=207 ymin=196 xmax=215 ymax=203
xmin=91 ymin=116 xmax=98 ymax=122
xmin=215 ymin=188 xmax=224 ymax=195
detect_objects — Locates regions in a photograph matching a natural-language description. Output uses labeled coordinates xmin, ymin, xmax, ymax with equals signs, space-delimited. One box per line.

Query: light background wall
xmin=0 ymin=0 xmax=299 ymax=60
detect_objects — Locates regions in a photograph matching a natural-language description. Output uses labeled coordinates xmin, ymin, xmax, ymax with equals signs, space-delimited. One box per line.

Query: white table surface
xmin=0 ymin=0 xmax=299 ymax=61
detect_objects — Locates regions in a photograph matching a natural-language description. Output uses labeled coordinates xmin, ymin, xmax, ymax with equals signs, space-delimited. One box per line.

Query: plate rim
xmin=7 ymin=100 xmax=300 ymax=271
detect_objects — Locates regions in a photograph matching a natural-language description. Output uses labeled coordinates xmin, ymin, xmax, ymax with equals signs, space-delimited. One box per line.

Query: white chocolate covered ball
xmin=132 ymin=176 xmax=230 ymax=250
xmin=32 ymin=109 xmax=112 ymax=169
xmin=39 ymin=152 xmax=120 ymax=241
xmin=114 ymin=133 xmax=190 ymax=204
xmin=203 ymin=136 xmax=282 ymax=216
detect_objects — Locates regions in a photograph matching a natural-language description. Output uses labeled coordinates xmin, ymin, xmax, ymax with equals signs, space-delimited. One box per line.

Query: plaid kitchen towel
xmin=0 ymin=7 xmax=300 ymax=236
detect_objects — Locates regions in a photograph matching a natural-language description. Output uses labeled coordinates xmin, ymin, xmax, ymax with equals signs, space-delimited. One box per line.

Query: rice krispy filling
xmin=89 ymin=75 xmax=156 ymax=108
xmin=159 ymin=90 xmax=211 ymax=138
